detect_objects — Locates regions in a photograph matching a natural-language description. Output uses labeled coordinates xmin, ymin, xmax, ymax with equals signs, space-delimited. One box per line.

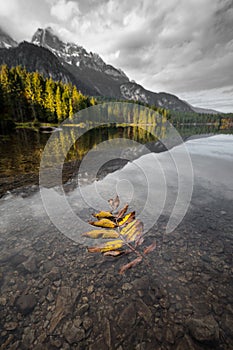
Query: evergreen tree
xmin=44 ymin=78 xmax=55 ymax=122
xmin=55 ymin=85 xmax=63 ymax=122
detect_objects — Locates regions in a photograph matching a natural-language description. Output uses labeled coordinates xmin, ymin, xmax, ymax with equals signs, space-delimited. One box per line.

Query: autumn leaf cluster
xmin=82 ymin=195 xmax=156 ymax=274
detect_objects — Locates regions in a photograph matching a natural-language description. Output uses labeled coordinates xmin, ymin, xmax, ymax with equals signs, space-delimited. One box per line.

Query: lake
xmin=0 ymin=123 xmax=231 ymax=196
xmin=0 ymin=123 xmax=233 ymax=349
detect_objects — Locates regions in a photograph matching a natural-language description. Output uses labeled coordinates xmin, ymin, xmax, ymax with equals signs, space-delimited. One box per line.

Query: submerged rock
xmin=118 ymin=302 xmax=136 ymax=330
xmin=186 ymin=315 xmax=219 ymax=343
xmin=15 ymin=293 xmax=37 ymax=315
xmin=62 ymin=321 xmax=85 ymax=344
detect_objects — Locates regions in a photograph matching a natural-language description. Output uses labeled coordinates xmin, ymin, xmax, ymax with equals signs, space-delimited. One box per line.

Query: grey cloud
xmin=223 ymin=87 xmax=233 ymax=94
xmin=117 ymin=0 xmax=233 ymax=93
xmin=0 ymin=0 xmax=232 ymax=111
xmin=178 ymin=84 xmax=233 ymax=113
xmin=0 ymin=0 xmax=51 ymax=41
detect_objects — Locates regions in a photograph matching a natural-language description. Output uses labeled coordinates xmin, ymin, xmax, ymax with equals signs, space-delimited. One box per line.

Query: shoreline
xmin=0 ymin=158 xmax=129 ymax=198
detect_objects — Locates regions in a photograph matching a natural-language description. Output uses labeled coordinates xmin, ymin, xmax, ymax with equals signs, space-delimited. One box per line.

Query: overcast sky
xmin=0 ymin=0 xmax=233 ymax=112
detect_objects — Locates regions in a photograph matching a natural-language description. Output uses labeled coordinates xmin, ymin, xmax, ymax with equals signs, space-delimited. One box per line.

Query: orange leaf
xmin=88 ymin=246 xmax=102 ymax=253
xmin=119 ymin=257 xmax=142 ymax=274
xmin=143 ymin=242 xmax=156 ymax=254
xmin=108 ymin=195 xmax=120 ymax=211
xmin=116 ymin=204 xmax=129 ymax=220
xmin=103 ymin=250 xmax=123 ymax=257
xmin=135 ymin=236 xmax=144 ymax=247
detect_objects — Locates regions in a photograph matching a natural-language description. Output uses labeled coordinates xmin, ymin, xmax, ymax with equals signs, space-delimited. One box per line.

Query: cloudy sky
xmin=0 ymin=0 xmax=233 ymax=112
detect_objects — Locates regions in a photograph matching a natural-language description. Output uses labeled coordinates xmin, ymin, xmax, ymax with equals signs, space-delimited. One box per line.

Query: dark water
xmin=0 ymin=124 xmax=231 ymax=178
xmin=0 ymin=126 xmax=154 ymax=177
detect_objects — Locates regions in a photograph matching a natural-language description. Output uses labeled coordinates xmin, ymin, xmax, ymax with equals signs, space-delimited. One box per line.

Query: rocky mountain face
xmin=0 ymin=27 xmax=18 ymax=49
xmin=120 ymin=82 xmax=192 ymax=112
xmin=0 ymin=26 xmax=204 ymax=112
xmin=31 ymin=27 xmax=129 ymax=83
xmin=30 ymin=27 xmax=192 ymax=112
xmin=31 ymin=27 xmax=132 ymax=99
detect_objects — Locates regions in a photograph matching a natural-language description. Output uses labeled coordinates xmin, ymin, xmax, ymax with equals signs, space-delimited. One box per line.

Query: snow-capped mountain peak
xmin=31 ymin=27 xmax=129 ymax=82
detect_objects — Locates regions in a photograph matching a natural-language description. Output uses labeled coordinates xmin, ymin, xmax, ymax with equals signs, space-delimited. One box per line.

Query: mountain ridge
xmin=30 ymin=27 xmax=192 ymax=112
xmin=0 ymin=41 xmax=98 ymax=95
xmin=0 ymin=26 xmax=219 ymax=114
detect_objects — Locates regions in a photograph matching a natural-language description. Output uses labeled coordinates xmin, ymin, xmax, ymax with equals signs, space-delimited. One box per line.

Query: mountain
xmin=120 ymin=82 xmax=193 ymax=111
xmin=182 ymin=100 xmax=220 ymax=114
xmin=31 ymin=27 xmax=132 ymax=98
xmin=0 ymin=27 xmax=215 ymax=113
xmin=31 ymin=27 xmax=192 ymax=112
xmin=0 ymin=42 xmax=97 ymax=95
xmin=190 ymin=106 xmax=220 ymax=114
xmin=31 ymin=27 xmax=129 ymax=82
xmin=0 ymin=27 xmax=18 ymax=49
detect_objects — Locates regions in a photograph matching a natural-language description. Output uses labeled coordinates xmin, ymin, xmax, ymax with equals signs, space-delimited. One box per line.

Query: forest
xmin=0 ymin=64 xmax=232 ymax=128
xmin=0 ymin=65 xmax=96 ymax=123
xmin=95 ymin=97 xmax=233 ymax=127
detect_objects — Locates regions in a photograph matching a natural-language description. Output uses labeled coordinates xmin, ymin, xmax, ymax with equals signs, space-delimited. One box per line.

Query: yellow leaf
xmin=118 ymin=211 xmax=135 ymax=226
xmin=120 ymin=219 xmax=143 ymax=242
xmin=88 ymin=239 xmax=124 ymax=253
xmin=89 ymin=219 xmax=117 ymax=228
xmin=93 ymin=211 xmax=114 ymax=219
xmin=82 ymin=229 xmax=119 ymax=239
xmin=120 ymin=220 xmax=137 ymax=235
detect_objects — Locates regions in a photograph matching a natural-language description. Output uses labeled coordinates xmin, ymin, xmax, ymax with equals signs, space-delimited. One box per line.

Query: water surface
xmin=0 ymin=133 xmax=232 ymax=349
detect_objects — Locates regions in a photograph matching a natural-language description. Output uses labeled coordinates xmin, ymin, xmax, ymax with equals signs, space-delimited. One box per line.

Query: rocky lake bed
xmin=0 ymin=181 xmax=233 ymax=350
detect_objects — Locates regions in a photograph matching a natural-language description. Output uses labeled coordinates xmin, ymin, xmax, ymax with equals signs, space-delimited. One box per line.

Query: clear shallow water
xmin=0 ymin=134 xmax=233 ymax=350
xmin=1 ymin=134 xmax=233 ymax=244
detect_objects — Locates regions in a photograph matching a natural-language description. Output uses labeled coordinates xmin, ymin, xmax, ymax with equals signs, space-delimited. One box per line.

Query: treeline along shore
xmin=0 ymin=64 xmax=233 ymax=132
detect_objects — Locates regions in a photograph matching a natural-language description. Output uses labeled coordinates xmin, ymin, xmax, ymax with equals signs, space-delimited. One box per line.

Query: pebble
xmin=63 ymin=321 xmax=85 ymax=344
xmin=4 ymin=322 xmax=18 ymax=331
xmin=77 ymin=303 xmax=89 ymax=316
xmin=87 ymin=285 xmax=94 ymax=294
xmin=122 ymin=282 xmax=132 ymax=291
xmin=187 ymin=315 xmax=219 ymax=343
xmin=15 ymin=294 xmax=37 ymax=315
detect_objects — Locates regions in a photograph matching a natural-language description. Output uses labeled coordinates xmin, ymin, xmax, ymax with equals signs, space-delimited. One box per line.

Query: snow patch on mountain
xmin=120 ymin=84 xmax=149 ymax=103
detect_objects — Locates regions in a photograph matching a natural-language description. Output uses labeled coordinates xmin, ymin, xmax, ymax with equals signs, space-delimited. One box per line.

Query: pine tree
xmin=55 ymin=85 xmax=63 ymax=123
xmin=44 ymin=78 xmax=55 ymax=122
xmin=32 ymin=71 xmax=43 ymax=118
xmin=61 ymin=84 xmax=70 ymax=119
xmin=0 ymin=64 xmax=96 ymax=123
xmin=0 ymin=65 xmax=12 ymax=118
xmin=69 ymin=97 xmax=73 ymax=120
